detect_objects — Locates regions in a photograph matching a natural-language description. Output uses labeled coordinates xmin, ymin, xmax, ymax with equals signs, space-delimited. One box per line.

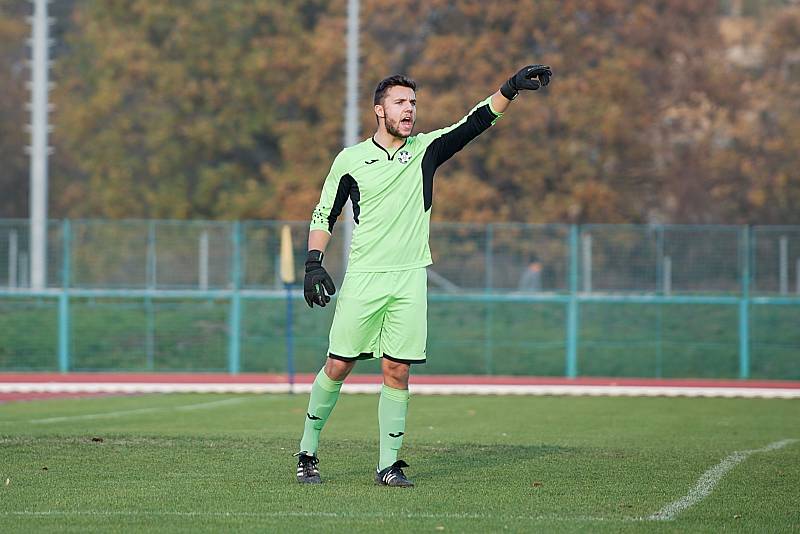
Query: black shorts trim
xmin=328 ymin=352 xmax=374 ymax=362
xmin=382 ymin=353 xmax=427 ymax=365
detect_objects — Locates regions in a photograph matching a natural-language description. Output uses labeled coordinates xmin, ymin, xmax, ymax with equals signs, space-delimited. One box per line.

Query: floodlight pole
xmin=342 ymin=0 xmax=359 ymax=267
xmin=28 ymin=0 xmax=53 ymax=290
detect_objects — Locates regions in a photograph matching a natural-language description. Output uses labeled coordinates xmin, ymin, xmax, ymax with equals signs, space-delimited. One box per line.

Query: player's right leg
xmin=296 ymin=358 xmax=354 ymax=484
xmin=295 ymin=272 xmax=386 ymax=483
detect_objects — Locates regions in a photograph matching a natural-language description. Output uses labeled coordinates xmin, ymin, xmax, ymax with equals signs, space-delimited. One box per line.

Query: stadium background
xmin=1 ymin=219 xmax=797 ymax=379
xmin=0 ymin=0 xmax=799 ymax=380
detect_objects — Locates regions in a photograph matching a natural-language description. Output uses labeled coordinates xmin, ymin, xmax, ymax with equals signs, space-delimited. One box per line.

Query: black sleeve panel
xmin=326 ymin=174 xmax=360 ymax=232
xmin=421 ymin=103 xmax=497 ymax=212
xmin=426 ymin=103 xmax=497 ymax=168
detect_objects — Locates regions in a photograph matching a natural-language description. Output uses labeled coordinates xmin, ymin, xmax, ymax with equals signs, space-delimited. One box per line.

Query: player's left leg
xmin=374 ymin=268 xmax=427 ymax=487
xmin=379 ymin=358 xmax=410 ymax=470
xmin=376 ymin=359 xmax=414 ymax=487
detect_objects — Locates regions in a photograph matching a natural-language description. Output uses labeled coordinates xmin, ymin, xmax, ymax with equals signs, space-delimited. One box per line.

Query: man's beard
xmin=385 ymin=116 xmax=412 ymax=139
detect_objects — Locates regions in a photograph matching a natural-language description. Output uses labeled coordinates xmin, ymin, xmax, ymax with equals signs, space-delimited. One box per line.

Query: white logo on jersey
xmin=397 ymin=150 xmax=411 ymax=164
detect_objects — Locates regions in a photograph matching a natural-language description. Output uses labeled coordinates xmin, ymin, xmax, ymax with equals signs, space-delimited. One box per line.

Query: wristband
xmin=306 ymin=249 xmax=324 ymax=265
xmin=500 ymin=81 xmax=518 ymax=101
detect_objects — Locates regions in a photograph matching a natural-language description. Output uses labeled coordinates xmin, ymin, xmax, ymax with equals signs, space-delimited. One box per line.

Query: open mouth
xmin=400 ymin=116 xmax=413 ymax=127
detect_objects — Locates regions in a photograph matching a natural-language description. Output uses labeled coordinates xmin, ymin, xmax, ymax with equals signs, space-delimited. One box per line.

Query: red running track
xmin=1 ymin=373 xmax=799 ymax=402
xmin=1 ymin=372 xmax=799 ymax=388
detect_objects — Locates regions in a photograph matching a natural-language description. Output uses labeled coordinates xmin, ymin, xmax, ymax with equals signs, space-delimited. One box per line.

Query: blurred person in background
xmin=518 ymin=258 xmax=543 ymax=292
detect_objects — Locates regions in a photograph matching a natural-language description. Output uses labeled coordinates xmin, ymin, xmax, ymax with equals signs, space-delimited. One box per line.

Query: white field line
xmin=648 ymin=438 xmax=798 ymax=521
xmin=2 ymin=382 xmax=800 ymax=398
xmin=1 ymin=510 xmax=612 ymax=522
xmin=27 ymin=397 xmax=250 ymax=424
xmin=174 ymin=398 xmax=246 ymax=411
xmin=29 ymin=407 xmax=162 ymax=424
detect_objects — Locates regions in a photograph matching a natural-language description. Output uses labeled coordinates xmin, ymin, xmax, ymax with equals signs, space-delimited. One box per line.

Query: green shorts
xmin=328 ymin=268 xmax=427 ymax=364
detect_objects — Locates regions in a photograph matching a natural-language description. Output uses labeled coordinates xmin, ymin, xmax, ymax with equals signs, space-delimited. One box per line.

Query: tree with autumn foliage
xmin=51 ymin=0 xmax=345 ymax=219
xmin=0 ymin=0 xmax=798 ymax=224
xmin=0 ymin=1 xmax=29 ymax=218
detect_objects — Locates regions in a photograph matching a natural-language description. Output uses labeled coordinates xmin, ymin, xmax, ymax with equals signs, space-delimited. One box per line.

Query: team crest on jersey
xmin=397 ymin=150 xmax=412 ymax=164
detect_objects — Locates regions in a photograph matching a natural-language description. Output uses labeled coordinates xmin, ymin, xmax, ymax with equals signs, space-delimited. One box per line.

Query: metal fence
xmin=0 ymin=220 xmax=798 ymax=379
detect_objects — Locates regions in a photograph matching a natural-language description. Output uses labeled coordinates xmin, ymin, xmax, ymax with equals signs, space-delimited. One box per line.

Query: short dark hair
xmin=373 ymin=75 xmax=417 ymax=106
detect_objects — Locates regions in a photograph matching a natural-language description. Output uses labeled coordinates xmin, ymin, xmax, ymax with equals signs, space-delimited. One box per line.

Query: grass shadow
xmin=411 ymin=442 xmax=575 ymax=481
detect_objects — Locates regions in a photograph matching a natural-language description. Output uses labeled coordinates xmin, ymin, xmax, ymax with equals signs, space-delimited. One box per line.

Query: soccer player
xmin=295 ymin=65 xmax=552 ymax=486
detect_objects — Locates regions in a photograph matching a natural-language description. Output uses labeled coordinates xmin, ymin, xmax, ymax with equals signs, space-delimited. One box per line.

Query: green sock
xmin=299 ymin=369 xmax=343 ymax=454
xmin=378 ymin=384 xmax=410 ymax=470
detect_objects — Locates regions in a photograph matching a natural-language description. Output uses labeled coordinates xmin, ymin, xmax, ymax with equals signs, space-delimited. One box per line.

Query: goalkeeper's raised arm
xmin=414 ymin=64 xmax=553 ymax=178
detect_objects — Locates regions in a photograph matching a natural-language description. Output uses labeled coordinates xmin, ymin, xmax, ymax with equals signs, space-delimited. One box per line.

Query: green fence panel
xmin=0 ymin=219 xmax=798 ymax=378
xmin=0 ymin=297 xmax=59 ymax=370
xmin=753 ymin=227 xmax=800 ymax=296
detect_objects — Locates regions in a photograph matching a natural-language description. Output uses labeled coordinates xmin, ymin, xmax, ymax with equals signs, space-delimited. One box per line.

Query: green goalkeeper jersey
xmin=310 ymin=96 xmax=503 ymax=273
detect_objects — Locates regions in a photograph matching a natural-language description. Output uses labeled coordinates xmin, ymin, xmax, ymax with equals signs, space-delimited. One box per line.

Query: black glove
xmin=500 ymin=65 xmax=552 ymax=100
xmin=304 ymin=250 xmax=336 ymax=308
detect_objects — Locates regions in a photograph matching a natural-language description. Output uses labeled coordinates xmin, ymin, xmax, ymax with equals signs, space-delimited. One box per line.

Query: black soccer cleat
xmin=294 ymin=451 xmax=321 ymax=484
xmin=375 ymin=460 xmax=414 ymax=487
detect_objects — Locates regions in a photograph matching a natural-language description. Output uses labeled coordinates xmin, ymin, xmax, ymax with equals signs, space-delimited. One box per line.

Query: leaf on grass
xmin=5 ymin=478 xmax=9 ymax=486
xmin=91 ymin=437 xmax=104 ymax=443
xmin=41 ymin=466 xmax=48 ymax=471
xmin=734 ymin=514 xmax=742 ymax=519
xmin=532 ymin=481 xmax=543 ymax=487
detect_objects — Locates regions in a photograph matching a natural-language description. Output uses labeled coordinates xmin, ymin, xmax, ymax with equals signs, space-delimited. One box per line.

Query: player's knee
xmin=324 ymin=357 xmax=355 ymax=381
xmin=382 ymin=359 xmax=410 ymax=388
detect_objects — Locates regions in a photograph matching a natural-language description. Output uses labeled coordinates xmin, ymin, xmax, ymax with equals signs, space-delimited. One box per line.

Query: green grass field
xmin=1 ymin=393 xmax=798 ymax=532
